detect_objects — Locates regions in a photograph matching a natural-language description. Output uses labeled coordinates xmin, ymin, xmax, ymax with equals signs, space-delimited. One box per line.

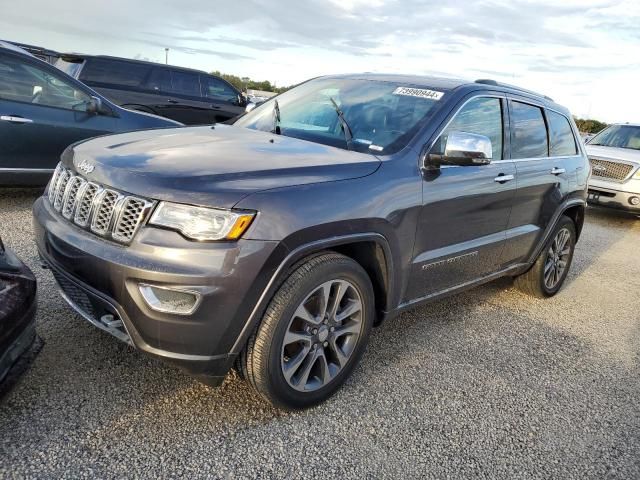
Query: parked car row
xmin=1 ymin=37 xmax=636 ymax=406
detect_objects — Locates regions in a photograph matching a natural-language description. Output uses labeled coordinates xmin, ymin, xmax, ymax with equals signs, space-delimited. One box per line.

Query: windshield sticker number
xmin=393 ymin=87 xmax=444 ymax=100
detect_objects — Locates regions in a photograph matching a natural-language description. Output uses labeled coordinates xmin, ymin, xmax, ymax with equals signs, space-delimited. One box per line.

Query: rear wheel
xmin=240 ymin=253 xmax=374 ymax=410
xmin=515 ymin=215 xmax=576 ymax=298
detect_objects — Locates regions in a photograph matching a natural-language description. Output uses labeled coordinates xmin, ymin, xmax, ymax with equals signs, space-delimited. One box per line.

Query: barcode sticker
xmin=393 ymin=87 xmax=444 ymax=100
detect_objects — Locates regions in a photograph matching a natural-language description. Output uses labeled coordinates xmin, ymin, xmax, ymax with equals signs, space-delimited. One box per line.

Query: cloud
xmin=1 ymin=0 xmax=639 ymax=121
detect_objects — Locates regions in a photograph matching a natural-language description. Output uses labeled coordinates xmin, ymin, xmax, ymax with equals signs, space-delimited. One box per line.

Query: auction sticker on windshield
xmin=393 ymin=87 xmax=444 ymax=100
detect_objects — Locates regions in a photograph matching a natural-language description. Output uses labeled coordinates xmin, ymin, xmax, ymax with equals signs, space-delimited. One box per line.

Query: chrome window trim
xmin=422 ymin=92 xmax=585 ymax=169
xmin=0 ymin=167 xmax=55 ymax=173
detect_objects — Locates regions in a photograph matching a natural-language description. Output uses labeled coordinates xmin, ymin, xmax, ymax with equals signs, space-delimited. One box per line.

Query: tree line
xmin=211 ymin=71 xmax=292 ymax=94
xmin=573 ymin=117 xmax=608 ymax=134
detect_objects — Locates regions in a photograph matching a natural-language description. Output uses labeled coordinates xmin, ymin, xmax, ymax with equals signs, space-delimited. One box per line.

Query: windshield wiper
xmin=272 ymin=99 xmax=281 ymax=134
xmin=329 ymin=97 xmax=353 ymax=151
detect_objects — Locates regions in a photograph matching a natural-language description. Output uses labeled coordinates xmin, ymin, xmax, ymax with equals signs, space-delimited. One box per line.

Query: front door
xmin=0 ymin=51 xmax=116 ymax=182
xmin=406 ymin=95 xmax=517 ymax=302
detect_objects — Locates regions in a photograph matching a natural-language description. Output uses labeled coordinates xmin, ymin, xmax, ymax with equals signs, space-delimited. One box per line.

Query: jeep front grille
xmin=589 ymin=157 xmax=634 ymax=182
xmin=47 ymin=163 xmax=154 ymax=244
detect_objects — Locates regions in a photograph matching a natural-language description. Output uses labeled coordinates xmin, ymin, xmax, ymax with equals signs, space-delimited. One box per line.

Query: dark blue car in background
xmin=0 ymin=41 xmax=181 ymax=186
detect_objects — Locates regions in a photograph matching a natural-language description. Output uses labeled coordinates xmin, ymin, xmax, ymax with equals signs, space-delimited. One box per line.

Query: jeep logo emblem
xmin=77 ymin=159 xmax=95 ymax=174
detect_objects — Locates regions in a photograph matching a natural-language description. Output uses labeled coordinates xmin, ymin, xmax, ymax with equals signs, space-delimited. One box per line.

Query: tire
xmin=515 ymin=215 xmax=576 ymax=298
xmin=240 ymin=252 xmax=375 ymax=410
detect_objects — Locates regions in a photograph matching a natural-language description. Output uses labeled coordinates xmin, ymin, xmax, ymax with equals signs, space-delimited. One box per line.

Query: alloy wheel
xmin=544 ymin=227 xmax=572 ymax=289
xmin=280 ymin=279 xmax=363 ymax=392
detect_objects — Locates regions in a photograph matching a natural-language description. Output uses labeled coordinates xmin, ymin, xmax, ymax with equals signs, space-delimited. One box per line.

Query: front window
xmin=589 ymin=125 xmax=640 ymax=151
xmin=234 ymin=78 xmax=444 ymax=155
xmin=0 ymin=54 xmax=91 ymax=111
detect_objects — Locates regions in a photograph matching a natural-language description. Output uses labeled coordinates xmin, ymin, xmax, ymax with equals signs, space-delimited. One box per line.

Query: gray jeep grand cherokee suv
xmin=33 ymin=74 xmax=589 ymax=409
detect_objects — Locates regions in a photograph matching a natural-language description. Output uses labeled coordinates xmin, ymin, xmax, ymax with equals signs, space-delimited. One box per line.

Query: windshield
xmin=54 ymin=58 xmax=84 ymax=79
xmin=234 ymin=78 xmax=444 ymax=155
xmin=589 ymin=125 xmax=640 ymax=151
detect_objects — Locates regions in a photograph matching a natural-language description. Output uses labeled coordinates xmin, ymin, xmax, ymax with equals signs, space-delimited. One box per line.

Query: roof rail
xmin=474 ymin=78 xmax=553 ymax=102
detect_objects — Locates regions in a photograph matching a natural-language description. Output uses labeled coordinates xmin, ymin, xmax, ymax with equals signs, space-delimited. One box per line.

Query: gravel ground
xmin=0 ymin=188 xmax=639 ymax=479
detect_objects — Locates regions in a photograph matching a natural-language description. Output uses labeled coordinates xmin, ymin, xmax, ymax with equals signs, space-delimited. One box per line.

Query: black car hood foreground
xmin=62 ymin=125 xmax=381 ymax=208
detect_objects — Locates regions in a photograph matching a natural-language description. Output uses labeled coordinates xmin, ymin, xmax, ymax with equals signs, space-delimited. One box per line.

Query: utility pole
xmin=165 ymin=48 xmax=169 ymax=65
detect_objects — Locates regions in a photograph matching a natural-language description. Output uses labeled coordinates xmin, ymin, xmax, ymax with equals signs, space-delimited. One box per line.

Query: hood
xmin=586 ymin=145 xmax=640 ymax=165
xmin=63 ymin=125 xmax=381 ymax=208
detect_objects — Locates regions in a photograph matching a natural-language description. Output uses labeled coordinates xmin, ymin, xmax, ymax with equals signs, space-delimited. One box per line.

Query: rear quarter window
xmin=80 ymin=59 xmax=151 ymax=87
xmin=510 ymin=101 xmax=549 ymax=159
xmin=547 ymin=110 xmax=578 ymax=156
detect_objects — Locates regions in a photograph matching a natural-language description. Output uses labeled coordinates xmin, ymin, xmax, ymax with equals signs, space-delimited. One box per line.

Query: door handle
xmin=494 ymin=174 xmax=515 ymax=183
xmin=210 ymin=105 xmax=221 ymax=110
xmin=167 ymin=99 xmax=178 ymax=104
xmin=551 ymin=167 xmax=566 ymax=175
xmin=0 ymin=115 xmax=33 ymax=124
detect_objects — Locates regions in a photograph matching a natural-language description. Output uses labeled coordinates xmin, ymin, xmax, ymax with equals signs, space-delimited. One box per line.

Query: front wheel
xmin=515 ymin=215 xmax=576 ymax=298
xmin=240 ymin=253 xmax=374 ymax=410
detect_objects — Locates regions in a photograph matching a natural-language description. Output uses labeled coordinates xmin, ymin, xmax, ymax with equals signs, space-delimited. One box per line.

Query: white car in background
xmin=586 ymin=123 xmax=640 ymax=214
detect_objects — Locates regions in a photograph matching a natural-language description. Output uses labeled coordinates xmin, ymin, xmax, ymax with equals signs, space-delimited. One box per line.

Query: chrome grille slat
xmin=112 ymin=197 xmax=153 ymax=243
xmin=589 ymin=158 xmax=634 ymax=182
xmin=47 ymin=162 xmax=153 ymax=244
xmin=48 ymin=164 xmax=63 ymax=203
xmin=53 ymin=170 xmax=71 ymax=211
xmin=91 ymin=189 xmax=121 ymax=235
xmin=74 ymin=182 xmax=100 ymax=227
xmin=61 ymin=177 xmax=86 ymax=219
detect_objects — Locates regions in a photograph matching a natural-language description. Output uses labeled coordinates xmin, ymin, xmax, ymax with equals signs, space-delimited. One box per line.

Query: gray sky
xmin=2 ymin=0 xmax=639 ymax=122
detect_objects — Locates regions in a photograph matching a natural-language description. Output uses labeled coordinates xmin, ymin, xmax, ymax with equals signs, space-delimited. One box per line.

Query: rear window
xmin=547 ymin=110 xmax=577 ymax=156
xmin=511 ymin=101 xmax=548 ymax=159
xmin=80 ymin=58 xmax=151 ymax=87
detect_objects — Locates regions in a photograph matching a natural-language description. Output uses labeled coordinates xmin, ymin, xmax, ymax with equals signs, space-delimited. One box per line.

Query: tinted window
xmin=202 ymin=76 xmax=237 ymax=102
xmin=432 ymin=96 xmax=503 ymax=160
xmin=511 ymin=101 xmax=548 ymax=159
xmin=146 ymin=68 xmax=172 ymax=92
xmin=547 ymin=110 xmax=577 ymax=156
xmin=0 ymin=54 xmax=91 ymax=111
xmin=80 ymin=58 xmax=150 ymax=87
xmin=170 ymin=70 xmax=200 ymax=97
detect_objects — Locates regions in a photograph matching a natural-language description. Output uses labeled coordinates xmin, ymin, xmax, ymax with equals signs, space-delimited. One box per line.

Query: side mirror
xmin=245 ymin=102 xmax=257 ymax=113
xmin=86 ymin=95 xmax=105 ymax=115
xmin=427 ymin=131 xmax=492 ymax=168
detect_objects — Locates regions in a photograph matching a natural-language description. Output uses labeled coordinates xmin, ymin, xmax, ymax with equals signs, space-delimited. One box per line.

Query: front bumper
xmin=33 ymin=196 xmax=279 ymax=385
xmin=587 ymin=178 xmax=640 ymax=212
xmin=0 ymin=248 xmax=37 ymax=384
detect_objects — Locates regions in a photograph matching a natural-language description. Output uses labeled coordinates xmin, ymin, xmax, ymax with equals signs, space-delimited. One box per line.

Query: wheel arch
xmin=230 ymin=233 xmax=395 ymax=355
xmin=562 ymin=203 xmax=585 ymax=241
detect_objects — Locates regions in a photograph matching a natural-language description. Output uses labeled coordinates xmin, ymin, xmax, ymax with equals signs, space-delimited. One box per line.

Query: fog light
xmin=629 ymin=196 xmax=640 ymax=206
xmin=138 ymin=283 xmax=202 ymax=315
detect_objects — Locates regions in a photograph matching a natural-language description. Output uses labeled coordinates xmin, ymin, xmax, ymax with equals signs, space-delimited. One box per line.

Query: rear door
xmin=200 ymin=75 xmax=245 ymax=122
xmin=163 ymin=70 xmax=212 ymax=125
xmin=500 ymin=99 xmax=570 ymax=265
xmin=0 ymin=51 xmax=116 ymax=181
xmin=407 ymin=94 xmax=517 ymax=301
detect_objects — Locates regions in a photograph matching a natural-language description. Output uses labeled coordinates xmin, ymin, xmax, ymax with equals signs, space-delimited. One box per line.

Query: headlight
xmin=634 ymin=169 xmax=640 ymax=179
xmin=149 ymin=202 xmax=255 ymax=241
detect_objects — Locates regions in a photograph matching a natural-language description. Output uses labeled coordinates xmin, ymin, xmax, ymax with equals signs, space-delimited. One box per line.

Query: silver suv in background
xmin=586 ymin=123 xmax=640 ymax=213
